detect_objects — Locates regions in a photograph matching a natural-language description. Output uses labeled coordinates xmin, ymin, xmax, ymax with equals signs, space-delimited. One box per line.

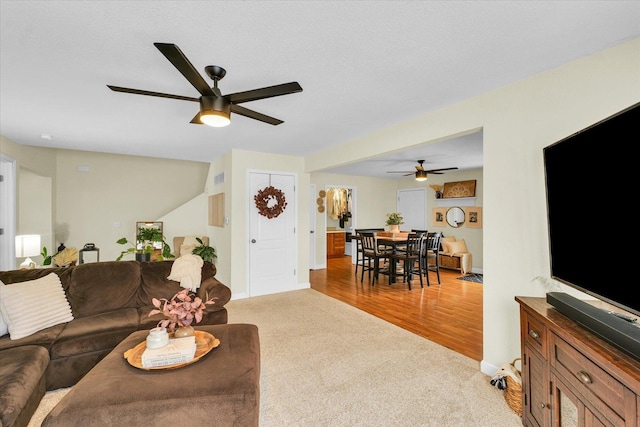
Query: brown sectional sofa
xmin=0 ymin=260 xmax=231 ymax=427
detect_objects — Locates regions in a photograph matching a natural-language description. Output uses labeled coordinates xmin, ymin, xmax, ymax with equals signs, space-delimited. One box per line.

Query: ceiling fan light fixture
xmin=200 ymin=110 xmax=230 ymax=127
xmin=415 ymin=170 xmax=428 ymax=181
xmin=200 ymin=96 xmax=231 ymax=127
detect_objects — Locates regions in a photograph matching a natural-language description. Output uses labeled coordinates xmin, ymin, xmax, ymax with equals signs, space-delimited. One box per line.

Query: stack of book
xmin=141 ymin=335 xmax=196 ymax=368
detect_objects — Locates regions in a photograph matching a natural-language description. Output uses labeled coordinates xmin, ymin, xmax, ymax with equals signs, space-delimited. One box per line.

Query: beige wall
xmin=306 ymin=38 xmax=640 ymax=371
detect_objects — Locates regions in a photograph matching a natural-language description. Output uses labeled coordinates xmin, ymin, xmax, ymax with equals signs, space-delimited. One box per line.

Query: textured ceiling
xmin=1 ymin=1 xmax=638 ymax=178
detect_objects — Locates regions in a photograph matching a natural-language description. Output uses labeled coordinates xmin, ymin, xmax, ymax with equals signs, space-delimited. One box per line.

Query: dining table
xmin=351 ymin=232 xmax=417 ymax=283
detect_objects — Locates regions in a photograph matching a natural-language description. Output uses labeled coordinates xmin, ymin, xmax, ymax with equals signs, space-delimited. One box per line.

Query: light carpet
xmin=29 ymin=289 xmax=520 ymax=426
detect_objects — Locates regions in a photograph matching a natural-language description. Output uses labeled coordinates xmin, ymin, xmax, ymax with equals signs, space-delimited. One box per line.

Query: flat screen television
xmin=543 ymin=101 xmax=640 ymax=359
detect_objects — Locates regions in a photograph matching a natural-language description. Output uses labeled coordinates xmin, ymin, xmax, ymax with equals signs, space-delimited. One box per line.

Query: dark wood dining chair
xmin=359 ymin=231 xmax=391 ymax=285
xmin=354 ymin=228 xmax=384 ymax=277
xmin=388 ymin=234 xmax=424 ymax=290
xmin=423 ymin=232 xmax=443 ymax=285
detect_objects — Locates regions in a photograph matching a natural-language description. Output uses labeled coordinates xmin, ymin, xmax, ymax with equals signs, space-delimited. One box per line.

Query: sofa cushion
xmin=51 ymin=308 xmax=139 ymax=359
xmin=67 ymin=261 xmax=140 ymax=317
xmin=0 ymin=273 xmax=74 ymax=340
xmin=0 ymin=266 xmax=74 ymax=337
xmin=0 ymin=345 xmax=49 ymax=427
xmin=0 ymin=266 xmax=75 ymax=292
xmin=0 ymin=323 xmax=65 ymax=352
xmin=137 ymin=261 xmax=185 ymax=306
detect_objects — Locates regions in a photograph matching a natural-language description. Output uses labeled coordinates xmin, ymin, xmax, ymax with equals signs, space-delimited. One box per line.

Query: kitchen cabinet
xmin=327 ymin=232 xmax=346 ymax=258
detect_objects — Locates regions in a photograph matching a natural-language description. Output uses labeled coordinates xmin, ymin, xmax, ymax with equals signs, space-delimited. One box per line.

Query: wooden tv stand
xmin=516 ymin=296 xmax=640 ymax=426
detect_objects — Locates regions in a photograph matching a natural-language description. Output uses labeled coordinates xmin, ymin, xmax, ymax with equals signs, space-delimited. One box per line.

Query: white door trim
xmin=0 ymin=154 xmax=17 ymax=271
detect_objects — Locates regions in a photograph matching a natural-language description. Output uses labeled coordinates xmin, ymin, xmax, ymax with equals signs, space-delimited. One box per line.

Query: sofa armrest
xmin=197 ymin=277 xmax=231 ymax=309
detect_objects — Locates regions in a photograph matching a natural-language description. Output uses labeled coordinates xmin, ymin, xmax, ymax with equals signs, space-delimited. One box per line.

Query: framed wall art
xmin=432 ymin=207 xmax=446 ymax=227
xmin=465 ymin=206 xmax=482 ymax=228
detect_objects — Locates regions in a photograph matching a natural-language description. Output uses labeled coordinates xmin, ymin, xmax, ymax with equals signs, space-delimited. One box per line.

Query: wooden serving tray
xmin=123 ymin=330 xmax=220 ymax=371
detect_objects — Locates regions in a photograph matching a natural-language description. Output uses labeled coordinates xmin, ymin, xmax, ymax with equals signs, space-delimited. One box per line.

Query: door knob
xmin=251 ymin=239 xmax=256 ymax=243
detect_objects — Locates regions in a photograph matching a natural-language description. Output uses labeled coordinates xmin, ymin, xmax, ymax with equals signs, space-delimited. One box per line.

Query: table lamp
xmin=15 ymin=234 xmax=41 ymax=269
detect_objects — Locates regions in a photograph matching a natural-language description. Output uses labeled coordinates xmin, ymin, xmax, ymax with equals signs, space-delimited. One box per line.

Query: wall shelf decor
xmin=442 ymin=180 xmax=476 ymax=198
xmin=435 ymin=197 xmax=476 ymax=208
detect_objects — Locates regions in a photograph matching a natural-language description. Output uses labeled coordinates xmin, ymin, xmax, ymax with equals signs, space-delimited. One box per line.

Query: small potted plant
xmin=116 ymin=237 xmax=155 ymax=262
xmin=191 ymin=237 xmax=217 ymax=263
xmin=385 ymin=212 xmax=404 ymax=233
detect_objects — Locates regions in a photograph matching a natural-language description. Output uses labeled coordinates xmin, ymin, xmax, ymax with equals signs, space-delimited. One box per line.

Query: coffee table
xmin=42 ymin=324 xmax=260 ymax=426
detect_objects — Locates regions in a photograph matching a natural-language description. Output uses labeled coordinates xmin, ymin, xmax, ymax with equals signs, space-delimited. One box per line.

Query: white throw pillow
xmin=0 ymin=280 xmax=7 ymax=337
xmin=0 ymin=273 xmax=74 ymax=340
xmin=180 ymin=244 xmax=197 ymax=257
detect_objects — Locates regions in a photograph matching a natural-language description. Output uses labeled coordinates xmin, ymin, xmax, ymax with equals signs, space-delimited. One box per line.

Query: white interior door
xmin=397 ymin=188 xmax=427 ymax=231
xmin=248 ymin=172 xmax=297 ymax=296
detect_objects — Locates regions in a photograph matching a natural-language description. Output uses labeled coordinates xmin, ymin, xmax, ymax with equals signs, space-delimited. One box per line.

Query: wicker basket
xmin=504 ymin=358 xmax=523 ymax=417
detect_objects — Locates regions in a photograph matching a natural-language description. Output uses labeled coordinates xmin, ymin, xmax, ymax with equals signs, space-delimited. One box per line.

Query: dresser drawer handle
xmin=577 ymin=371 xmax=592 ymax=384
xmin=539 ymin=402 xmax=546 ymax=409
xmin=528 ymin=330 xmax=540 ymax=339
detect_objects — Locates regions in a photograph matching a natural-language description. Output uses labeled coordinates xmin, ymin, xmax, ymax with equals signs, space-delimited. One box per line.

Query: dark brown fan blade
xmin=227 ymin=82 xmax=302 ymax=104
xmin=231 ymin=104 xmax=283 ymax=125
xmin=425 ymin=167 xmax=458 ymax=174
xmin=107 ymin=85 xmax=199 ymax=102
xmin=154 ymin=43 xmax=215 ymax=97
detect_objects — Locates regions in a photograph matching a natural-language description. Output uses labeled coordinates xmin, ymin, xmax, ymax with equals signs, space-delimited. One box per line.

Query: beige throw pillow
xmin=0 ymin=273 xmax=73 ymax=340
xmin=448 ymin=239 xmax=469 ymax=255
xmin=441 ymin=236 xmax=456 ymax=253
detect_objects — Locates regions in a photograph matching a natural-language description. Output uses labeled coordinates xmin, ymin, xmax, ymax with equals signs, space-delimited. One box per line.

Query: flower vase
xmin=173 ymin=325 xmax=195 ymax=338
xmin=388 ymin=225 xmax=400 ymax=234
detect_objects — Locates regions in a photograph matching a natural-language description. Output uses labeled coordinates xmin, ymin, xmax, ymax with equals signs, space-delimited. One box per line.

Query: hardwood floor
xmin=309 ymin=255 xmax=483 ymax=361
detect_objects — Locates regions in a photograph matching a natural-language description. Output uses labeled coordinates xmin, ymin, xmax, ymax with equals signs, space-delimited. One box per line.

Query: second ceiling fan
xmin=107 ymin=42 xmax=303 ymax=127
xmin=387 ymin=160 xmax=458 ymax=181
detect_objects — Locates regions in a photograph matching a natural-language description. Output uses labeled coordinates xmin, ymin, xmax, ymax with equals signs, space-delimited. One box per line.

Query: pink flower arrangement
xmin=149 ymin=288 xmax=216 ymax=332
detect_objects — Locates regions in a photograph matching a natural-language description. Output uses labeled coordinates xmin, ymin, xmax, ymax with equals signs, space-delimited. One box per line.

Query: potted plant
xmin=116 ymin=237 xmax=155 ymax=261
xmin=191 ymin=237 xmax=217 ymax=263
xmin=116 ymin=229 xmax=174 ymax=262
xmin=149 ymin=288 xmax=217 ymax=336
xmin=385 ymin=212 xmax=404 ymax=233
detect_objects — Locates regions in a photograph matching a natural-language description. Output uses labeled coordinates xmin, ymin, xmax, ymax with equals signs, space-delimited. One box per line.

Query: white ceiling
xmin=1 ymin=1 xmax=638 ymax=179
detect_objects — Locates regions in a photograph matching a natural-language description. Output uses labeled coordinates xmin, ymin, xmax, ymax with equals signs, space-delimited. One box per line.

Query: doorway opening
xmin=324 ymin=185 xmax=357 ymax=261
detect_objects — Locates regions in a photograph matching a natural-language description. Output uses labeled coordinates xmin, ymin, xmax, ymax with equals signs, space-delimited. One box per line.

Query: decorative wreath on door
xmin=254 ymin=186 xmax=288 ymax=219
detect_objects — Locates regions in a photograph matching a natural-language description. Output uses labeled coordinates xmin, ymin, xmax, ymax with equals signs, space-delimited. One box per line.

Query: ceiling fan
xmin=107 ymin=42 xmax=302 ymax=127
xmin=387 ymin=160 xmax=458 ymax=181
